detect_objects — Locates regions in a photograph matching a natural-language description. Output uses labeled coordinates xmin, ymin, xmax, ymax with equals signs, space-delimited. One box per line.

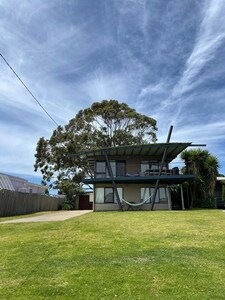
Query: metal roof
xmin=75 ymin=143 xmax=192 ymax=162
xmin=0 ymin=173 xmax=15 ymax=191
xmin=217 ymin=177 xmax=225 ymax=181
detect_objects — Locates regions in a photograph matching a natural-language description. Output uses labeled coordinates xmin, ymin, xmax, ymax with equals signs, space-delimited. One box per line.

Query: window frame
xmin=95 ymin=187 xmax=123 ymax=204
xmin=140 ymin=187 xmax=168 ymax=203
xmin=104 ymin=187 xmax=114 ymax=203
xmin=95 ymin=160 xmax=126 ymax=178
xmin=96 ymin=161 xmax=106 ymax=178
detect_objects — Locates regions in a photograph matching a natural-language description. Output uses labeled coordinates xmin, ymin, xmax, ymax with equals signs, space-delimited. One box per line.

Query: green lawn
xmin=0 ymin=210 xmax=225 ymax=299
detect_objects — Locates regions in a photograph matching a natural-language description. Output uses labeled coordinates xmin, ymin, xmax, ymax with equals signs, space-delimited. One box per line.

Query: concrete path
xmin=0 ymin=210 xmax=92 ymax=224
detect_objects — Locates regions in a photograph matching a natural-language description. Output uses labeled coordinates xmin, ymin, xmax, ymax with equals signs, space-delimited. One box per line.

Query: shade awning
xmin=72 ymin=143 xmax=192 ymax=162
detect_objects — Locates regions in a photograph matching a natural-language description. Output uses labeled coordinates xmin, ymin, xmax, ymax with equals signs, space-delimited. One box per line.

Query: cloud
xmin=0 ymin=0 xmax=225 ymax=177
xmin=163 ymin=0 xmax=225 ymax=107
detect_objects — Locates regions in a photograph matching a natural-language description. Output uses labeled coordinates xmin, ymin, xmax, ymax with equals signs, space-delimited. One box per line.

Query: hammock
xmin=121 ymin=193 xmax=154 ymax=207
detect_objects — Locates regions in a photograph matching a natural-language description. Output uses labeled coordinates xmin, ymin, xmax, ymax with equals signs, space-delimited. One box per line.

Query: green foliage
xmin=181 ymin=149 xmax=219 ymax=208
xmin=61 ymin=202 xmax=74 ymax=210
xmin=58 ymin=180 xmax=84 ymax=209
xmin=34 ymin=100 xmax=157 ymax=189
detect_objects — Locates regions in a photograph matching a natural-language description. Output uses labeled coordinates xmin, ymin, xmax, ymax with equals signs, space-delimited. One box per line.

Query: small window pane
xmin=159 ymin=188 xmax=167 ymax=201
xmin=95 ymin=188 xmax=104 ymax=203
xmin=116 ymin=161 xmax=126 ymax=176
xmin=106 ymin=161 xmax=116 ymax=177
xmin=96 ymin=162 xmax=106 ymax=173
xmin=141 ymin=188 xmax=150 ymax=203
xmin=141 ymin=161 xmax=149 ymax=173
xmin=114 ymin=188 xmax=123 ymax=203
xmin=105 ymin=188 xmax=114 ymax=203
xmin=150 ymin=188 xmax=160 ymax=203
xmin=150 ymin=163 xmax=159 ymax=171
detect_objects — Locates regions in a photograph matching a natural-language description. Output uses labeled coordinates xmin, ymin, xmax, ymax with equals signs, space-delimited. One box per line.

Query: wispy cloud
xmin=163 ymin=0 xmax=225 ymax=114
xmin=0 ymin=0 xmax=225 ymax=176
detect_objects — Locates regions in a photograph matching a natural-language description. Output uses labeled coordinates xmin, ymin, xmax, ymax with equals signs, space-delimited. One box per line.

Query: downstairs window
xmin=95 ymin=187 xmax=123 ymax=204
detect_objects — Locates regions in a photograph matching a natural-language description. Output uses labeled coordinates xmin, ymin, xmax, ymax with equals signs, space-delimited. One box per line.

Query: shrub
xmin=61 ymin=202 xmax=73 ymax=210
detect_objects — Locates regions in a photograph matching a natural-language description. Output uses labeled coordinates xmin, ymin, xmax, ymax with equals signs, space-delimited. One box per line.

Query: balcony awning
xmin=72 ymin=143 xmax=193 ymax=162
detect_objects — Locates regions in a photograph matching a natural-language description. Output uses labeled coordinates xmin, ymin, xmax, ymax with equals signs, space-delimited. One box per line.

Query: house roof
xmin=74 ymin=143 xmax=193 ymax=162
xmin=217 ymin=177 xmax=225 ymax=181
xmin=0 ymin=173 xmax=15 ymax=191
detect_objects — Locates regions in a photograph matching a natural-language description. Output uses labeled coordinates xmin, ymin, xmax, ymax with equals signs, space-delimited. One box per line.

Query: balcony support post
xmin=104 ymin=150 xmax=123 ymax=211
xmin=180 ymin=184 xmax=185 ymax=210
xmin=151 ymin=125 xmax=173 ymax=211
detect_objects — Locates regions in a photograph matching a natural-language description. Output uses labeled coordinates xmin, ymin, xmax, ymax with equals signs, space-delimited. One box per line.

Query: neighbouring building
xmin=79 ymin=143 xmax=198 ymax=211
xmin=214 ymin=177 xmax=225 ymax=209
xmin=0 ymin=173 xmax=46 ymax=195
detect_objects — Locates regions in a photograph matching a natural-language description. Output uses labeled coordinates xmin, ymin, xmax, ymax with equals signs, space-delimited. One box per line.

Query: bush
xmin=61 ymin=202 xmax=73 ymax=210
xmin=194 ymin=197 xmax=216 ymax=209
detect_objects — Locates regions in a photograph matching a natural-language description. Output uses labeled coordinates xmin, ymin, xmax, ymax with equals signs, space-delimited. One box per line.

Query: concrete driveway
xmin=0 ymin=210 xmax=92 ymax=224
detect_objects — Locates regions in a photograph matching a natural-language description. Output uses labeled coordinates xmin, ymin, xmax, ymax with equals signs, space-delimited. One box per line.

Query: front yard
xmin=0 ymin=210 xmax=225 ymax=299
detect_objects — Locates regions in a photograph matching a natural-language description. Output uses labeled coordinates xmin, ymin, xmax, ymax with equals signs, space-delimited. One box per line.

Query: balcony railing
xmin=95 ymin=167 xmax=180 ymax=178
xmin=126 ymin=167 xmax=179 ymax=177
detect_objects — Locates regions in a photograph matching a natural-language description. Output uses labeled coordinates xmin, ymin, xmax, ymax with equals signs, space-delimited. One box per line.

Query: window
xmin=106 ymin=161 xmax=116 ymax=177
xmin=159 ymin=188 xmax=167 ymax=201
xmin=141 ymin=161 xmax=168 ymax=175
xmin=105 ymin=188 xmax=114 ymax=203
xmin=96 ymin=161 xmax=106 ymax=178
xmin=141 ymin=187 xmax=151 ymax=203
xmin=140 ymin=187 xmax=168 ymax=203
xmin=141 ymin=161 xmax=159 ymax=174
xmin=95 ymin=187 xmax=104 ymax=203
xmin=116 ymin=161 xmax=126 ymax=177
xmin=95 ymin=187 xmax=123 ymax=203
xmin=96 ymin=161 xmax=126 ymax=178
xmin=150 ymin=188 xmax=160 ymax=203
xmin=141 ymin=161 xmax=149 ymax=173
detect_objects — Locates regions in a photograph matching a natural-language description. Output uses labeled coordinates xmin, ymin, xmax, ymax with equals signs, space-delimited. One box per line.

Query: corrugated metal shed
xmin=0 ymin=173 xmax=15 ymax=191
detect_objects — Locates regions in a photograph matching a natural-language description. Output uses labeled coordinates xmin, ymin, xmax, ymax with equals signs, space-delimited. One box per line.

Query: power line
xmin=0 ymin=53 xmax=59 ymax=127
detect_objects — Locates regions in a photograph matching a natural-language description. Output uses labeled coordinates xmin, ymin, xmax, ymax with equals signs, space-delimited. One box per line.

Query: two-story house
xmin=81 ymin=143 xmax=196 ymax=211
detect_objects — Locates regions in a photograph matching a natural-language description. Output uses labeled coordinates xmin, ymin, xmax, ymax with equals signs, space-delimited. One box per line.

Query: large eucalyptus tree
xmin=34 ymin=99 xmax=157 ymax=197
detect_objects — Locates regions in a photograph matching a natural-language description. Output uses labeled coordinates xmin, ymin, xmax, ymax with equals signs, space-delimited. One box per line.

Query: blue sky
xmin=0 ymin=0 xmax=225 ymax=184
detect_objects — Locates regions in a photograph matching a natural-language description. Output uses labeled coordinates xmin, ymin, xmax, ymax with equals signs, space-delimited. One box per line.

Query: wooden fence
xmin=0 ymin=189 xmax=62 ymax=217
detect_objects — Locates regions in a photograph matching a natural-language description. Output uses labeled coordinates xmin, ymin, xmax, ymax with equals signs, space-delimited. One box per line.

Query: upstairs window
xmin=116 ymin=161 xmax=126 ymax=177
xmin=96 ymin=161 xmax=126 ymax=178
xmin=96 ymin=161 xmax=106 ymax=178
xmin=141 ymin=161 xmax=168 ymax=174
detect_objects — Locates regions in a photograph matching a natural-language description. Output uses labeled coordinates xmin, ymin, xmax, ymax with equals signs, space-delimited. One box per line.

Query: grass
xmin=0 ymin=210 xmax=225 ymax=299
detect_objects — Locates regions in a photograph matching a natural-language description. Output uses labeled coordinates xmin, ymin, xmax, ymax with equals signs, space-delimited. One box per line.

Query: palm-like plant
xmin=181 ymin=149 xmax=219 ymax=208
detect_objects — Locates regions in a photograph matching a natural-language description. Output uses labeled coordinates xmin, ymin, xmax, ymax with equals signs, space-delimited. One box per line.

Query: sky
xmin=0 ymin=0 xmax=225 ymax=184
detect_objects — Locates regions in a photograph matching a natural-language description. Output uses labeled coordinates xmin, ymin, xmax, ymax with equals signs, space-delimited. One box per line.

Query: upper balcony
xmin=77 ymin=143 xmax=196 ymax=184
xmin=83 ymin=160 xmax=195 ymax=184
xmin=95 ymin=160 xmax=180 ymax=178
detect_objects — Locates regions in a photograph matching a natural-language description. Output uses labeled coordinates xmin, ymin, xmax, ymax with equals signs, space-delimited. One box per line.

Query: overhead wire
xmin=0 ymin=53 xmax=59 ymax=127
